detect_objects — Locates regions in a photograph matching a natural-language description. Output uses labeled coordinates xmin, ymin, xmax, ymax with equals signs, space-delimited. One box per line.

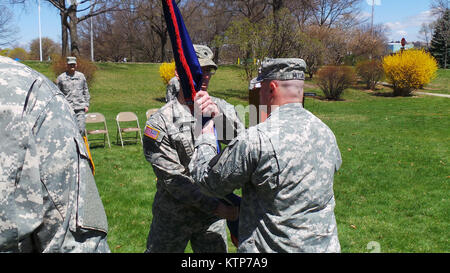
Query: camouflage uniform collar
xmin=171 ymin=99 xmax=195 ymax=124
xmin=268 ymin=102 xmax=303 ymax=118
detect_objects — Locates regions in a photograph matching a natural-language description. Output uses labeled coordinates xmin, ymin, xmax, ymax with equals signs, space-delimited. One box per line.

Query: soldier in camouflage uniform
xmin=56 ymin=56 xmax=90 ymax=135
xmin=0 ymin=56 xmax=109 ymax=253
xmin=143 ymin=45 xmax=244 ymax=253
xmin=189 ymin=58 xmax=342 ymax=253
xmin=165 ymin=75 xmax=180 ymax=102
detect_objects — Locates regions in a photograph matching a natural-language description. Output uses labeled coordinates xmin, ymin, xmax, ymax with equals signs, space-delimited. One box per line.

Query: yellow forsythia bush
xmin=383 ymin=49 xmax=438 ymax=96
xmin=159 ymin=61 xmax=176 ymax=85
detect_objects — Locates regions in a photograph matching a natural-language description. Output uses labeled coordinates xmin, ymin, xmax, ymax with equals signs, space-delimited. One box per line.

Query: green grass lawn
xmin=24 ymin=61 xmax=449 ymax=253
xmin=423 ymin=69 xmax=450 ymax=94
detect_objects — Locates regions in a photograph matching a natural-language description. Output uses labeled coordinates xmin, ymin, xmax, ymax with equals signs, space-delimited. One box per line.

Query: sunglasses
xmin=202 ymin=68 xmax=216 ymax=75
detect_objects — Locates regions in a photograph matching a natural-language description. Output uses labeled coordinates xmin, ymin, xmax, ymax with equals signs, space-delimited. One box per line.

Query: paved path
xmin=380 ymin=82 xmax=450 ymax=98
xmin=413 ymin=91 xmax=450 ymax=98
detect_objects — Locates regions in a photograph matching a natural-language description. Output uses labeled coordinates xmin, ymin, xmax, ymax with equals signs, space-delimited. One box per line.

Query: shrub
xmin=51 ymin=55 xmax=97 ymax=85
xmin=8 ymin=47 xmax=28 ymax=60
xmin=356 ymin=59 xmax=384 ymax=90
xmin=382 ymin=49 xmax=438 ymax=96
xmin=316 ymin=65 xmax=356 ymax=100
xmin=159 ymin=61 xmax=175 ymax=85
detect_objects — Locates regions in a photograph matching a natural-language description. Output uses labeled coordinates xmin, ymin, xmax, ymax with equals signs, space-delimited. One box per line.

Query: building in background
xmin=387 ymin=42 xmax=414 ymax=53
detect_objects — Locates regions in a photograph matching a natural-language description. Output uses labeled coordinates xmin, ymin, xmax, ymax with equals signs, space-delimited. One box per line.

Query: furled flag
xmin=161 ymin=0 xmax=202 ymax=105
xmin=366 ymin=0 xmax=381 ymax=5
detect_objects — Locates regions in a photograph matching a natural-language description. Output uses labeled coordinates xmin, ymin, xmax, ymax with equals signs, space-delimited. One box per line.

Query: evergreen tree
xmin=430 ymin=9 xmax=450 ymax=68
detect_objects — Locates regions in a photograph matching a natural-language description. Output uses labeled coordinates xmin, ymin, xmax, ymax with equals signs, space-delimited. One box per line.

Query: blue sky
xmin=3 ymin=0 xmax=441 ymax=49
xmin=360 ymin=0 xmax=439 ymax=42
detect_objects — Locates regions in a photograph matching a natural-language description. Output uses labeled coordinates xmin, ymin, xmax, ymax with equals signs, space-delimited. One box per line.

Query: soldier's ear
xmin=269 ymin=80 xmax=278 ymax=94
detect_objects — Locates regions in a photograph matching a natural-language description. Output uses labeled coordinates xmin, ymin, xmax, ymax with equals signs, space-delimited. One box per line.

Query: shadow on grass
xmin=305 ymin=93 xmax=346 ymax=102
xmin=372 ymin=91 xmax=396 ymax=97
xmin=89 ymin=145 xmax=109 ymax=150
xmin=212 ymin=89 xmax=248 ymax=100
xmin=371 ymin=91 xmax=415 ymax=97
xmin=113 ymin=141 xmax=142 ymax=147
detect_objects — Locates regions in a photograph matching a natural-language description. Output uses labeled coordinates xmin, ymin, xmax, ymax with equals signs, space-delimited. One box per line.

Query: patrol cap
xmin=256 ymin=58 xmax=306 ymax=82
xmin=194 ymin=45 xmax=218 ymax=70
xmin=248 ymin=77 xmax=261 ymax=90
xmin=67 ymin=56 xmax=77 ymax=64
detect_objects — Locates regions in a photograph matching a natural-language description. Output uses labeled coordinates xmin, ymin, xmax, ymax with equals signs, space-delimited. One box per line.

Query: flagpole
xmin=371 ymin=0 xmax=374 ymax=37
xmin=38 ymin=0 xmax=43 ymax=61
xmin=90 ymin=0 xmax=94 ymax=61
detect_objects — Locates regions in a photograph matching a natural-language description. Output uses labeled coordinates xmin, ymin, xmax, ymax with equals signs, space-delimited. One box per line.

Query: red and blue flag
xmin=162 ymin=0 xmax=202 ymax=105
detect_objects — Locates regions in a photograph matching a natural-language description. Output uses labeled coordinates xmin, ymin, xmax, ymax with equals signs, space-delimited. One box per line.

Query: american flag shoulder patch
xmin=144 ymin=125 xmax=160 ymax=140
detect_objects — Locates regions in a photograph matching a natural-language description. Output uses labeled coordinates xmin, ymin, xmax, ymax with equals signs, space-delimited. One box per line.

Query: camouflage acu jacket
xmin=143 ymin=97 xmax=244 ymax=221
xmin=56 ymin=71 xmax=90 ymax=111
xmin=0 ymin=56 xmax=109 ymax=252
xmin=165 ymin=76 xmax=180 ymax=103
xmin=189 ymin=103 xmax=342 ymax=253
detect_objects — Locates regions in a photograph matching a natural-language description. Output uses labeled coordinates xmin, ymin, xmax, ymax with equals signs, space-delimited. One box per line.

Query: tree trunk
xmin=213 ymin=46 xmax=220 ymax=64
xmin=270 ymin=0 xmax=284 ymax=57
xmin=445 ymin=38 xmax=448 ymax=69
xmin=160 ymin=34 xmax=167 ymax=62
xmin=160 ymin=15 xmax=167 ymax=62
xmin=68 ymin=5 xmax=80 ymax=56
xmin=61 ymin=15 xmax=69 ymax=56
xmin=59 ymin=0 xmax=68 ymax=56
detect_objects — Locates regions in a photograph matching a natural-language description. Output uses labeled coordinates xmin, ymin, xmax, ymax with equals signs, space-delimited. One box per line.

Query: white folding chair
xmin=85 ymin=112 xmax=111 ymax=149
xmin=116 ymin=112 xmax=143 ymax=147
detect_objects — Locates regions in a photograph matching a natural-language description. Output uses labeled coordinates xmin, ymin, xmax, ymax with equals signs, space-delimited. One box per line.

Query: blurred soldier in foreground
xmin=0 ymin=56 xmax=109 ymax=253
xmin=143 ymin=45 xmax=244 ymax=253
xmin=190 ymin=58 xmax=342 ymax=253
xmin=56 ymin=56 xmax=90 ymax=135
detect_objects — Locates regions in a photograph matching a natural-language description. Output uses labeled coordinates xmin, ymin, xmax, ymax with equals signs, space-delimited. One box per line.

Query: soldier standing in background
xmin=143 ymin=45 xmax=244 ymax=253
xmin=0 ymin=56 xmax=109 ymax=252
xmin=190 ymin=58 xmax=342 ymax=253
xmin=165 ymin=70 xmax=180 ymax=103
xmin=56 ymin=56 xmax=90 ymax=135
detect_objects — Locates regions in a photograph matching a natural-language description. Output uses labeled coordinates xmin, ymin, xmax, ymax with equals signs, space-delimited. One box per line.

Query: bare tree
xmin=348 ymin=23 xmax=388 ymax=61
xmin=301 ymin=0 xmax=362 ymax=28
xmin=306 ymin=25 xmax=349 ymax=65
xmin=57 ymin=0 xmax=69 ymax=56
xmin=46 ymin=0 xmax=123 ymax=56
xmin=224 ymin=0 xmax=270 ymax=23
xmin=0 ymin=5 xmax=17 ymax=46
xmin=29 ymin=37 xmax=59 ymax=60
xmin=431 ymin=0 xmax=449 ymax=17
xmin=179 ymin=0 xmax=236 ymax=63
xmin=296 ymin=31 xmax=326 ymax=78
xmin=419 ymin=22 xmax=435 ymax=48
xmin=137 ymin=0 xmax=184 ymax=62
xmin=287 ymin=0 xmax=315 ymax=29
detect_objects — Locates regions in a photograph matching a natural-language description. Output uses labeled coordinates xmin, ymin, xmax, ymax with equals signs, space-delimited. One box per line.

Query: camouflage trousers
xmin=145 ymin=208 xmax=228 ymax=253
xmin=74 ymin=109 xmax=86 ymax=135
